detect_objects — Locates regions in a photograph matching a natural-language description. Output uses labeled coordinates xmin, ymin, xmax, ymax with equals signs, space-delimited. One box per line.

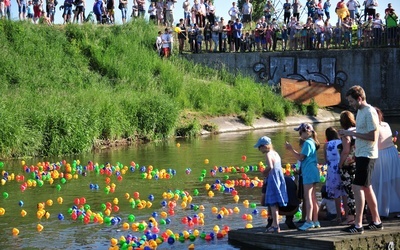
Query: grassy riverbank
xmin=0 ymin=20 xmax=313 ymax=158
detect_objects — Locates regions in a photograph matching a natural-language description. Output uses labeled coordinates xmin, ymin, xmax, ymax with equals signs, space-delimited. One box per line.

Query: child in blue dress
xmin=255 ymin=136 xmax=288 ymax=233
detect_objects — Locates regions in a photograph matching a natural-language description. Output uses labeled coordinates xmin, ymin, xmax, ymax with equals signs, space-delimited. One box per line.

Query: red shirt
xmin=385 ymin=7 xmax=394 ymax=14
xmin=226 ymin=25 xmax=232 ymax=35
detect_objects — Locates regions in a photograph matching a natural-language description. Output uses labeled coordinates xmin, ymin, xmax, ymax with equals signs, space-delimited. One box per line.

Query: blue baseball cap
xmin=254 ymin=136 xmax=272 ymax=148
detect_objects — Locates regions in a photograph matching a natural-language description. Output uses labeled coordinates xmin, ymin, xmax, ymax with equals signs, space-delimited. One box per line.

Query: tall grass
xmin=0 ymin=19 xmax=306 ymax=158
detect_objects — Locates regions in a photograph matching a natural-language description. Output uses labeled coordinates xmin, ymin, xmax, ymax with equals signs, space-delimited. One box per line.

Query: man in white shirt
xmin=340 ymin=85 xmax=382 ymax=234
xmin=165 ymin=0 xmax=174 ymax=27
xmin=228 ymin=1 xmax=239 ymax=21
xmin=241 ymin=0 xmax=253 ymax=28
xmin=347 ymin=0 xmax=360 ymax=19
xmin=365 ymin=0 xmax=378 ymax=19
xmin=314 ymin=14 xmax=324 ymax=48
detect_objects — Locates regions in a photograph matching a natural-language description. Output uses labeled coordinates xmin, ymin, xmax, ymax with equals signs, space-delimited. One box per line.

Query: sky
xmin=7 ymin=0 xmax=400 ymax=25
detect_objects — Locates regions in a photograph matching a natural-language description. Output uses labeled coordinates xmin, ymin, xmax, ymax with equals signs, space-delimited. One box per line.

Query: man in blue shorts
xmin=339 ymin=85 xmax=383 ymax=234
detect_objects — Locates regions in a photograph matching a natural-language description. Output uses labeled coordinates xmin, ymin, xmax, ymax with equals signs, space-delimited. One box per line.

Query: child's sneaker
xmin=298 ymin=221 xmax=315 ymax=231
xmin=342 ymin=224 xmax=364 ymax=234
xmin=313 ymin=221 xmax=321 ymax=228
xmin=364 ymin=222 xmax=383 ymax=230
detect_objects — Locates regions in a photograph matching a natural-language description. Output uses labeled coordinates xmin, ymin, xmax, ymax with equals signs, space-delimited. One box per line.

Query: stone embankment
xmin=204 ymin=107 xmax=342 ymax=134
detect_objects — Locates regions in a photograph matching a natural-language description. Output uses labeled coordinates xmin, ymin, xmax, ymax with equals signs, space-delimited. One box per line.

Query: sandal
xmin=265 ymin=226 xmax=280 ymax=233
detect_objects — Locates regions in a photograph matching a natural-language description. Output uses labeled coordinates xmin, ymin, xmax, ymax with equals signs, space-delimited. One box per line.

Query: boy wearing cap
xmin=255 ymin=136 xmax=288 ymax=233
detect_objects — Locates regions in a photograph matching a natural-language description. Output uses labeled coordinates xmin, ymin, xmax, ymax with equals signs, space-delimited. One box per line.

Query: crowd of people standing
xmin=4 ymin=1 xmax=399 ymax=52
xmin=153 ymin=0 xmax=400 ymax=56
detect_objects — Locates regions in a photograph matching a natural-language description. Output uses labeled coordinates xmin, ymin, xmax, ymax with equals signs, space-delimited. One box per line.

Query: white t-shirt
xmin=156 ymin=36 xmax=162 ymax=50
xmin=347 ymin=0 xmax=359 ymax=11
xmin=242 ymin=2 xmax=252 ymax=15
xmin=228 ymin=6 xmax=239 ymax=18
xmin=366 ymin=0 xmax=377 ymax=9
xmin=208 ymin=5 xmax=215 ymax=14
xmin=315 ymin=18 xmax=324 ymax=32
xmin=182 ymin=1 xmax=190 ymax=12
xmin=355 ymin=104 xmax=379 ymax=158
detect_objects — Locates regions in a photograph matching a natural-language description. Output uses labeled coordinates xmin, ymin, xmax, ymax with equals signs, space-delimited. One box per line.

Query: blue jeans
xmin=121 ymin=7 xmax=127 ymax=19
xmin=63 ymin=6 xmax=72 ymax=16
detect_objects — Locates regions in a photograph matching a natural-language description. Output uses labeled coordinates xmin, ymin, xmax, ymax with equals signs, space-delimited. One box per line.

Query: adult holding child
xmin=371 ymin=107 xmax=400 ymax=218
xmin=285 ymin=123 xmax=321 ymax=231
xmin=339 ymin=85 xmax=382 ymax=234
xmin=255 ymin=136 xmax=288 ymax=233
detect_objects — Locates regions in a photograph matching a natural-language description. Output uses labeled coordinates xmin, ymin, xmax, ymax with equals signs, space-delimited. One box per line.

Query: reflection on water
xmin=0 ymin=119 xmax=398 ymax=249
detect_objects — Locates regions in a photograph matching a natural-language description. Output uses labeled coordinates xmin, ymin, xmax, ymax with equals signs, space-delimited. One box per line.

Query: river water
xmin=0 ymin=118 xmax=398 ymax=250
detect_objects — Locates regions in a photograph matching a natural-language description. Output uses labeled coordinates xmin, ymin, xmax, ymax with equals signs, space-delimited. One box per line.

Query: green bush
xmin=307 ymin=99 xmax=319 ymax=116
xmin=175 ymin=119 xmax=202 ymax=137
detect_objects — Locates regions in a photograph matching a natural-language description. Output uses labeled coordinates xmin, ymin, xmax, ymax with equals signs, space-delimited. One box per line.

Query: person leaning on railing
xmin=372 ymin=13 xmax=384 ymax=47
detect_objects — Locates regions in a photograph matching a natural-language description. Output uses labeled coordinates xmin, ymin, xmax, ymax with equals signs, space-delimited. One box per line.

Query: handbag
xmin=118 ymin=2 xmax=123 ymax=10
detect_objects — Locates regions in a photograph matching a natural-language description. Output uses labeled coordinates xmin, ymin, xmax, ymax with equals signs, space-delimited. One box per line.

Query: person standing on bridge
xmin=339 ymin=85 xmax=383 ymax=234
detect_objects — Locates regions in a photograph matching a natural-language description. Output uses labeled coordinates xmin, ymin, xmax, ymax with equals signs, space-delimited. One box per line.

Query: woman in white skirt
xmin=371 ymin=107 xmax=400 ymax=218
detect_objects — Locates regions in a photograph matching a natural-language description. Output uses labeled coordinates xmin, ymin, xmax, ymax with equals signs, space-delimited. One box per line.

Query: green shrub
xmin=307 ymin=99 xmax=319 ymax=116
xmin=175 ymin=119 xmax=202 ymax=137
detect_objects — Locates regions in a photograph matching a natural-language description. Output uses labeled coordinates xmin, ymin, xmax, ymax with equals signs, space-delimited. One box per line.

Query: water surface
xmin=0 ymin=118 xmax=398 ymax=249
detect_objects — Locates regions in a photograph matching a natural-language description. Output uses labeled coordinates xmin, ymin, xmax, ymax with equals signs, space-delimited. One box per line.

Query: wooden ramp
xmin=228 ymin=219 xmax=400 ymax=250
xmin=280 ymin=78 xmax=341 ymax=107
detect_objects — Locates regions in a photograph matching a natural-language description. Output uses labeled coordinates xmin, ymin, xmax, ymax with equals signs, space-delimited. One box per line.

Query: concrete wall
xmin=184 ymin=48 xmax=400 ymax=115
